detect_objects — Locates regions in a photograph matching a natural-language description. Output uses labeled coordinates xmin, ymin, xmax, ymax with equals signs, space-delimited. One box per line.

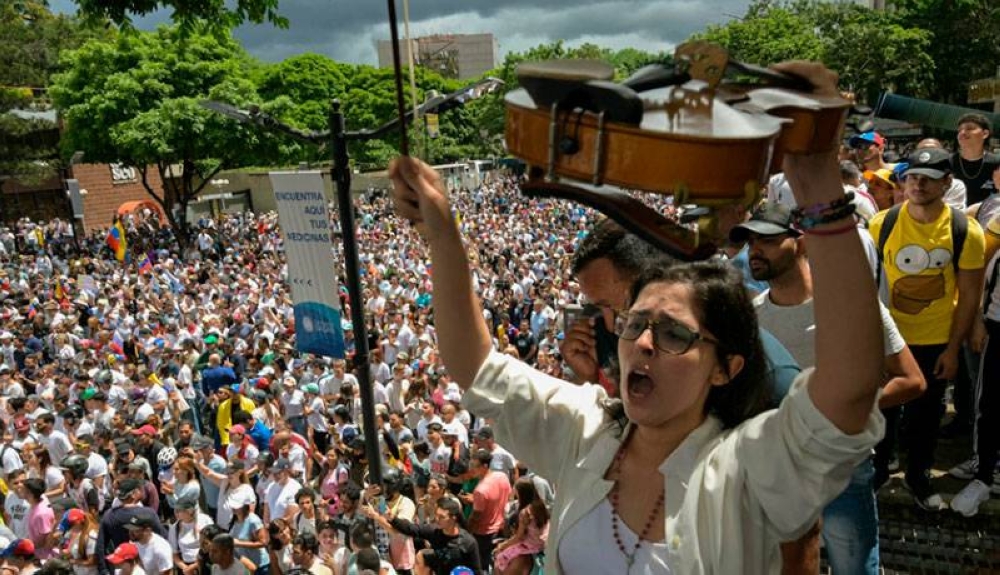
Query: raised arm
xmin=388 ymin=159 xmax=492 ymax=388
xmin=775 ymin=62 xmax=884 ymax=434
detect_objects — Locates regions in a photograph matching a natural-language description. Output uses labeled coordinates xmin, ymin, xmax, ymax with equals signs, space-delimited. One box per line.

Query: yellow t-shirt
xmin=869 ymin=203 xmax=985 ymax=345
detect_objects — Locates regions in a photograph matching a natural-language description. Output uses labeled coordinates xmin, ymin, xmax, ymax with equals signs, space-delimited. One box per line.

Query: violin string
xmin=386 ymin=0 xmax=410 ymax=156
xmin=402 ymin=0 xmax=422 ymax=159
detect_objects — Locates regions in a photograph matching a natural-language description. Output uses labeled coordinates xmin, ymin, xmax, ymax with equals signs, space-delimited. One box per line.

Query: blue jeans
xmin=822 ymin=458 xmax=879 ymax=575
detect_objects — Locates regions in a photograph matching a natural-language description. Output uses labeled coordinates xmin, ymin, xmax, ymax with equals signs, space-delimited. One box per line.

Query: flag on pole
xmin=139 ymin=254 xmax=153 ymax=274
xmin=106 ymin=218 xmax=127 ymax=262
xmin=54 ymin=279 xmax=64 ymax=301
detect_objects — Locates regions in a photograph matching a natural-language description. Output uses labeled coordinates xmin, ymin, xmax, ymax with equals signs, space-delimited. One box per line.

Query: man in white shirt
xmin=3 ymin=470 xmax=29 ymax=537
xmin=34 ymin=412 xmax=71 ymax=464
xmin=414 ymin=400 xmax=441 ymax=443
xmin=124 ymin=515 xmax=173 ymax=575
xmin=264 ymin=458 xmax=302 ymax=523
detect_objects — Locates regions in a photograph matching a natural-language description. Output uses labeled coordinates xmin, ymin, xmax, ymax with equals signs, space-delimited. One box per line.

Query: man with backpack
xmin=869 ymin=147 xmax=987 ymax=511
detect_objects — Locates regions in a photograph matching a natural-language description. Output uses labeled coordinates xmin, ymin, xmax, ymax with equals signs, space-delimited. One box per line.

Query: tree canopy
xmin=50 ymin=26 xmax=291 ymax=240
xmin=697 ymin=0 xmax=935 ymax=104
xmin=0 ymin=0 xmax=109 ymax=190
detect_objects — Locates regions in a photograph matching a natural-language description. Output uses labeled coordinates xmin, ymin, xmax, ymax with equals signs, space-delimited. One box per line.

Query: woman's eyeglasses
xmin=614 ymin=311 xmax=717 ymax=355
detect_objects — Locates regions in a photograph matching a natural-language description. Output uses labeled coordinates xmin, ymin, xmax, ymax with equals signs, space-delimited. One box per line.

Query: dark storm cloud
xmin=233 ymin=0 xmax=752 ymax=63
xmin=52 ymin=0 xmax=753 ymax=64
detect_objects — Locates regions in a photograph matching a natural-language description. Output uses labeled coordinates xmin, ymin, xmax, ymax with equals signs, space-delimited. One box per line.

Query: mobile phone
xmin=583 ymin=304 xmax=619 ymax=369
xmin=377 ymin=496 xmax=387 ymax=515
xmin=563 ymin=304 xmax=585 ymax=334
xmin=563 ymin=304 xmax=618 ymax=369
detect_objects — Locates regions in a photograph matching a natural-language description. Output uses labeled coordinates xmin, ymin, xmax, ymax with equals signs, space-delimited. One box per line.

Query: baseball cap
xmin=729 ymin=202 xmax=801 ymax=243
xmin=272 ymin=458 xmax=293 ymax=472
xmin=173 ymin=495 xmax=199 ymax=511
xmin=864 ymin=168 xmax=898 ymax=189
xmin=79 ymin=388 xmax=97 ymax=401
xmin=903 ymin=148 xmax=953 ymax=180
xmin=848 ymin=131 xmax=885 ymax=149
xmin=229 ymin=425 xmax=246 ymax=436
xmin=106 ymin=542 xmax=139 ymax=565
xmin=190 ymin=435 xmax=214 ymax=450
xmin=65 ymin=508 xmax=86 ymax=526
xmin=117 ymin=478 xmax=144 ymax=498
xmin=130 ymin=424 xmax=157 ymax=437
xmin=204 ymin=334 xmax=219 ymax=345
xmin=226 ymin=460 xmax=246 ymax=474
xmin=303 ymin=383 xmax=320 ymax=395
xmin=123 ymin=515 xmax=157 ymax=530
xmin=340 ymin=426 xmax=359 ymax=445
xmin=0 ymin=538 xmax=35 ymax=558
xmin=475 ymin=426 xmax=494 ymax=440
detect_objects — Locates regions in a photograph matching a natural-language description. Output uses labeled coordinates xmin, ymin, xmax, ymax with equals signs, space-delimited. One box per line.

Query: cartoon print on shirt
xmin=891 ymin=244 xmax=952 ymax=314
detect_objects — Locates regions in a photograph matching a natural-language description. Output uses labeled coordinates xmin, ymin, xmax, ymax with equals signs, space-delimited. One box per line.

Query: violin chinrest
xmin=517 ymin=60 xmax=642 ymax=121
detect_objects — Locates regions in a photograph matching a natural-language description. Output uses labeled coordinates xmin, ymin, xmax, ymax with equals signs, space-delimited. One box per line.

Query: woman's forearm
xmin=426 ymin=232 xmax=492 ymax=389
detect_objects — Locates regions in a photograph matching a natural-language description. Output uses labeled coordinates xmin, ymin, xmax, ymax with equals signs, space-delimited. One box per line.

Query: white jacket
xmin=463 ymin=352 xmax=883 ymax=574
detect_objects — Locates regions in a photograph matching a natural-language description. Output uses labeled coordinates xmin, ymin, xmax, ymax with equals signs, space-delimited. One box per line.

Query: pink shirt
xmin=27 ymin=499 xmax=55 ymax=559
xmin=470 ymin=471 xmax=512 ymax=535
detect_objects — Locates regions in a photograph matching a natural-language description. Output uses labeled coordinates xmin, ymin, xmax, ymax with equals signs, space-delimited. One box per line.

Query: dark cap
xmin=226 ymin=460 xmax=246 ymax=474
xmin=272 ymin=458 xmax=293 ymax=472
xmin=124 ymin=514 xmax=157 ymax=530
xmin=475 ymin=426 xmax=494 ymax=440
xmin=173 ymin=495 xmax=199 ymax=511
xmin=903 ymin=148 xmax=952 ymax=180
xmin=729 ymin=202 xmax=801 ymax=243
xmin=190 ymin=435 xmax=214 ymax=450
xmin=117 ymin=478 xmax=144 ymax=498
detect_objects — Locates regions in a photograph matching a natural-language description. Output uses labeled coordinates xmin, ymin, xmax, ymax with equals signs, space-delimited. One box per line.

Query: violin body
xmin=502 ymin=42 xmax=851 ymax=260
xmin=505 ymin=84 xmax=784 ymax=206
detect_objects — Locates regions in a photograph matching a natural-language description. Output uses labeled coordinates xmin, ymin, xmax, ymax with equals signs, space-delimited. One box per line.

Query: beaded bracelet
xmin=792 ymin=193 xmax=857 ymax=230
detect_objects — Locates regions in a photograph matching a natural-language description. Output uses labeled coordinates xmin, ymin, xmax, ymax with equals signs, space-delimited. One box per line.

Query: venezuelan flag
xmin=54 ymin=279 xmax=64 ymax=301
xmin=106 ymin=219 xmax=127 ymax=262
xmin=139 ymin=254 xmax=153 ymax=274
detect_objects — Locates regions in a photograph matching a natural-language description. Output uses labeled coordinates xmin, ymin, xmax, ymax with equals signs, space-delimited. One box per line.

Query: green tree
xmin=256 ymin=55 xmax=473 ymax=170
xmin=697 ymin=1 xmax=935 ymax=104
xmin=893 ymin=0 xmax=1000 ymax=104
xmin=50 ymin=26 xmax=291 ymax=243
xmin=73 ymin=0 xmax=287 ymax=32
xmin=0 ymin=0 xmax=109 ymax=193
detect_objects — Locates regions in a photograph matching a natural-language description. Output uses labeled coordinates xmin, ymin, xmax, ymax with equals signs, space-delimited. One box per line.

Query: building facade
xmin=377 ymin=33 xmax=499 ymax=80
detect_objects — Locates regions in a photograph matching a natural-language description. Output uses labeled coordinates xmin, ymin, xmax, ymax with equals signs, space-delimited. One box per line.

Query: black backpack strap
xmin=985 ymin=254 xmax=1000 ymax=314
xmin=949 ymin=206 xmax=968 ymax=273
xmin=877 ymin=204 xmax=903 ymax=288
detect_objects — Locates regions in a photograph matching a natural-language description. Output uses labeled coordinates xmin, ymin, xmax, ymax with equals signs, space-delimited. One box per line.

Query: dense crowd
xmin=0 ymin=108 xmax=997 ymax=575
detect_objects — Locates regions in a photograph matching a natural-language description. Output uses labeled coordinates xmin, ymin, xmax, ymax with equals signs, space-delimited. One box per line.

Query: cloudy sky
xmin=53 ymin=0 xmax=754 ymax=65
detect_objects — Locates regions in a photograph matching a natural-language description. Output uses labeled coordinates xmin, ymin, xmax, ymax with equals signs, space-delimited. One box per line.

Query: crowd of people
xmin=0 ymin=76 xmax=997 ymax=575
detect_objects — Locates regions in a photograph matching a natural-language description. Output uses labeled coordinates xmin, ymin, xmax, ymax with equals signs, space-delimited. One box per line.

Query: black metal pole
xmin=329 ymin=100 xmax=382 ymax=488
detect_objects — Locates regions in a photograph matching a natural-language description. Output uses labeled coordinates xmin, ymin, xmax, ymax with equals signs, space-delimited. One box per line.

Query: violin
xmin=504 ymin=41 xmax=851 ymax=260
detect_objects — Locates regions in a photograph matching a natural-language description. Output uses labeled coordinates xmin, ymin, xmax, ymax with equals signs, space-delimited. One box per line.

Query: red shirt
xmin=470 ymin=471 xmax=512 ymax=535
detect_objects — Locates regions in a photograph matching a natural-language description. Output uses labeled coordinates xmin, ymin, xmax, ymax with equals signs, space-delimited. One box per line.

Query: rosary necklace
xmin=609 ymin=430 xmax=666 ymax=570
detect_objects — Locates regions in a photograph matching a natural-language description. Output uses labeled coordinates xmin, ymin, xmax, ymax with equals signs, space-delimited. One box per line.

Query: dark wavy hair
xmin=603 ymin=260 xmax=772 ymax=430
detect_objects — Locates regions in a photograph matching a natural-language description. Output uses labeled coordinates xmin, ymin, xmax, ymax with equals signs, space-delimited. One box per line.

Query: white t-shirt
xmin=169 ymin=513 xmax=214 ymax=563
xmin=306 ymin=397 xmax=327 ymax=431
xmin=282 ymin=390 xmax=305 ymax=418
xmin=754 ymin=295 xmax=905 ymax=368
xmin=68 ymin=530 xmax=98 ymax=575
xmin=0 ymin=444 xmax=23 ymax=477
xmin=560 ymin=498 xmax=671 ymax=574
xmin=266 ymin=478 xmax=302 ymax=521
xmin=137 ymin=533 xmax=174 ymax=575
xmin=41 ymin=429 xmax=72 ymax=463
xmin=5 ymin=491 xmax=29 ymax=537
